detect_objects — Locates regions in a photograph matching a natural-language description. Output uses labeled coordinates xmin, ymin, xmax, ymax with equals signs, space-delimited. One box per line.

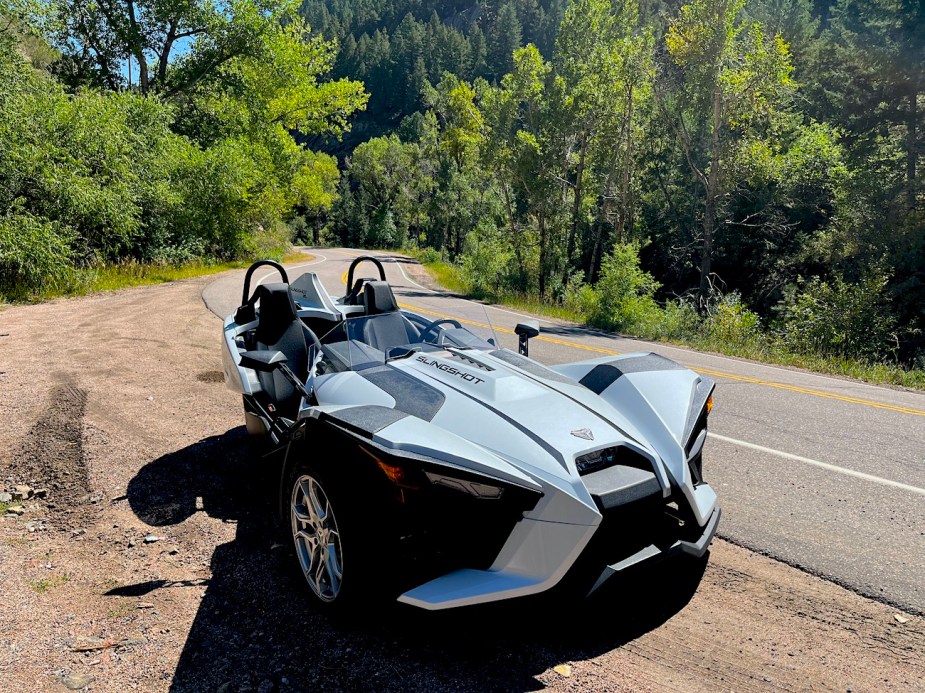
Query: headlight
xmin=424 ymin=472 xmax=504 ymax=499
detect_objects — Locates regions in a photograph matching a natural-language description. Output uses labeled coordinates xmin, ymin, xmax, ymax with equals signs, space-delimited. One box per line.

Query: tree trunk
xmin=589 ymin=220 xmax=606 ymax=282
xmin=538 ymin=210 xmax=548 ymax=296
xmin=619 ymin=86 xmax=635 ymax=242
xmin=126 ymin=0 xmax=149 ymax=94
xmin=157 ymin=20 xmax=178 ymax=88
xmin=698 ymin=87 xmax=723 ymax=308
xmin=908 ymin=87 xmax=918 ymax=211
xmin=563 ymin=133 xmax=588 ymax=283
xmin=500 ymin=181 xmax=525 ymax=278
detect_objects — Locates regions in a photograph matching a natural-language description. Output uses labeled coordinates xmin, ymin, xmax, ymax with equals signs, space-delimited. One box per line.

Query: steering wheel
xmin=418 ymin=318 xmax=462 ymax=344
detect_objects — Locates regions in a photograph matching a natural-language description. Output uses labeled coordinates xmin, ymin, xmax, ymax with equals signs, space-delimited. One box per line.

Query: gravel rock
xmin=6 ymin=505 xmax=25 ymax=516
xmin=12 ymin=485 xmax=32 ymax=501
xmin=61 ymin=673 xmax=95 ymax=690
xmin=143 ymin=535 xmax=163 ymax=544
xmin=0 ymin=492 xmax=11 ymax=503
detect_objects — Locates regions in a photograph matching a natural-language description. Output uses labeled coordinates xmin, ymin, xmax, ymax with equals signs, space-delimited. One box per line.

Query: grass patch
xmin=29 ymin=573 xmax=71 ymax=593
xmin=279 ymin=250 xmax=315 ymax=264
xmin=8 ymin=249 xmax=315 ymax=303
xmin=416 ymin=259 xmax=925 ymax=391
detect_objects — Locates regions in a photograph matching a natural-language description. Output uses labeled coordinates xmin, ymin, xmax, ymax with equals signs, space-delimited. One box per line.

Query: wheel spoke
xmin=308 ymin=479 xmax=327 ymax=523
xmin=327 ymin=542 xmax=343 ymax=581
xmin=314 ymin=557 xmax=327 ymax=591
xmin=299 ymin=479 xmax=318 ymax=524
xmin=292 ymin=503 xmax=312 ymax=524
xmin=295 ymin=529 xmax=317 ymax=551
xmin=325 ymin=551 xmax=342 ymax=593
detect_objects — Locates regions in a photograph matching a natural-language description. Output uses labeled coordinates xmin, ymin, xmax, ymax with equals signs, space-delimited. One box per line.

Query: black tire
xmin=283 ymin=459 xmax=390 ymax=612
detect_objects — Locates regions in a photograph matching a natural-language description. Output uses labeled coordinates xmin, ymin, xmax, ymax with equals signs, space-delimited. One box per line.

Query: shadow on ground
xmin=127 ymin=432 xmax=706 ymax=692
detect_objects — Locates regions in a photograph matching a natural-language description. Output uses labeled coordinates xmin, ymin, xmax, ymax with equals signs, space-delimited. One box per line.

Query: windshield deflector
xmin=320 ymin=311 xmax=494 ymax=372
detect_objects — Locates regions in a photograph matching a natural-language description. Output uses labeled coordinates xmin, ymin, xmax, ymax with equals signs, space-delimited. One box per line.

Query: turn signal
xmin=706 ymin=394 xmax=714 ymax=415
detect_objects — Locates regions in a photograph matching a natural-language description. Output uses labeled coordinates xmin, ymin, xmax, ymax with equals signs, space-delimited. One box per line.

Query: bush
xmin=585 ymin=242 xmax=661 ymax=331
xmin=0 ymin=209 xmax=75 ymax=298
xmin=460 ymin=221 xmax=515 ymax=298
xmin=779 ymin=270 xmax=897 ymax=361
xmin=414 ymin=246 xmax=443 ymax=264
xmin=563 ymin=272 xmax=600 ymax=318
xmin=705 ymin=292 xmax=762 ymax=348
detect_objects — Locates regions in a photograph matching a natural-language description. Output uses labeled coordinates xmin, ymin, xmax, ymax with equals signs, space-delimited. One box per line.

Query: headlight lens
xmin=425 ymin=471 xmax=504 ymax=499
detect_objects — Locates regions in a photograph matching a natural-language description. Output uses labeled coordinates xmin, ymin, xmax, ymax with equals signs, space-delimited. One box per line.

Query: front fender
xmin=553 ymin=352 xmax=716 ymax=525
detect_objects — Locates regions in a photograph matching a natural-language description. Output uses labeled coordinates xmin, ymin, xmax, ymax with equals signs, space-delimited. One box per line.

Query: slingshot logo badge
xmin=571 ymin=428 xmax=594 ymax=441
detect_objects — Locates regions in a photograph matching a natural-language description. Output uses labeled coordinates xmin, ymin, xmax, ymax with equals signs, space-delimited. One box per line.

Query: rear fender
xmin=222 ymin=315 xmax=261 ymax=395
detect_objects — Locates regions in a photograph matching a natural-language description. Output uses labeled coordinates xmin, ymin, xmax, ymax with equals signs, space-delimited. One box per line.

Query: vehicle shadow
xmin=127 ymin=432 xmax=706 ymax=692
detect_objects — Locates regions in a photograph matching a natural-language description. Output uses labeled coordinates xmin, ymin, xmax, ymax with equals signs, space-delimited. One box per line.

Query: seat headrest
xmin=255 ymin=282 xmax=299 ymax=344
xmin=364 ymin=281 xmax=399 ymax=315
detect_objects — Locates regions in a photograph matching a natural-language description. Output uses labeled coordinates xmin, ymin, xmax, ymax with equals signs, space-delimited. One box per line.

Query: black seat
xmin=254 ymin=283 xmax=308 ymax=417
xmin=360 ymin=281 xmax=420 ymax=352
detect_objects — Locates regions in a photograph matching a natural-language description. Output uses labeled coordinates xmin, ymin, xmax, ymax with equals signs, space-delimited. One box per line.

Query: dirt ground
xmin=0 ymin=276 xmax=923 ymax=693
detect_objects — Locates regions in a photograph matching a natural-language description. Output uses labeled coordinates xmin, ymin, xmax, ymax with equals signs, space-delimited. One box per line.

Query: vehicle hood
xmin=380 ymin=349 xmax=659 ymax=482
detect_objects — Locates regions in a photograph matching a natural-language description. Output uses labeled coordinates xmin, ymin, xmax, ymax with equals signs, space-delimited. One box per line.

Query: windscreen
xmin=319 ymin=310 xmax=495 ymax=372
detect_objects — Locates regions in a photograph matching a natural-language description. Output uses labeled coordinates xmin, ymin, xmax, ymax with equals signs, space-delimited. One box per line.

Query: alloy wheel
xmin=291 ymin=474 xmax=343 ymax=602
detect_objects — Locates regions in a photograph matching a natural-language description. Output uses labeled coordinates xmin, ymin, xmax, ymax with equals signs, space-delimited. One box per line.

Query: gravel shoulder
xmin=0 ymin=276 xmax=922 ymax=692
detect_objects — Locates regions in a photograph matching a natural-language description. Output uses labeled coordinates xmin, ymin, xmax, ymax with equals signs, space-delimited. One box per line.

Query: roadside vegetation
xmin=317 ymin=0 xmax=924 ymax=388
xmin=413 ymin=250 xmax=925 ymax=389
xmin=0 ymin=0 xmax=365 ymax=302
xmin=2 ymin=0 xmax=922 ymax=386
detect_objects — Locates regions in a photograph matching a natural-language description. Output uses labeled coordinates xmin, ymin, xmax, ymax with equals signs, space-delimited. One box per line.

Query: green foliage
xmin=0 ymin=6 xmax=364 ymax=302
xmin=583 ymin=242 xmax=661 ymax=330
xmin=780 ymin=270 xmax=898 ymax=361
xmin=705 ymin=292 xmax=762 ymax=346
xmin=0 ymin=209 xmax=74 ymax=298
xmin=459 ymin=221 xmax=516 ymax=298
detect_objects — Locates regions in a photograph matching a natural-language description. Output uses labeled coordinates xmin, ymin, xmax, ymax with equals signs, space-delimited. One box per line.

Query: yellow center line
xmin=339 ymin=264 xmax=925 ymax=417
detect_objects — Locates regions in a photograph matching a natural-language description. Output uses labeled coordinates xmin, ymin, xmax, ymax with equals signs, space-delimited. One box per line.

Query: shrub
xmin=415 ymin=246 xmax=442 ymax=264
xmin=562 ymin=272 xmax=599 ymax=318
xmin=705 ymin=292 xmax=762 ymax=348
xmin=0 ymin=209 xmax=75 ymax=299
xmin=779 ymin=270 xmax=897 ymax=361
xmin=460 ymin=221 xmax=514 ymax=298
xmin=585 ymin=242 xmax=661 ymax=331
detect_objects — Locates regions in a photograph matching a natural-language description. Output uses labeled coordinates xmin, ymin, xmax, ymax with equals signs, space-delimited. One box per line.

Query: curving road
xmin=203 ymin=247 xmax=925 ymax=615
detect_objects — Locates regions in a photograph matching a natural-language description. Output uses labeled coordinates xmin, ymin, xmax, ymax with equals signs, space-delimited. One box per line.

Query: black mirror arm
xmin=277 ymin=362 xmax=314 ymax=402
xmin=239 ymin=349 xmax=314 ymax=402
xmin=514 ymin=321 xmax=540 ymax=357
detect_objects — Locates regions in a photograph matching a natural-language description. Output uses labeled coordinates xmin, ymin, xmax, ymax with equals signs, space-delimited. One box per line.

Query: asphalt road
xmin=203 ymin=247 xmax=925 ymax=615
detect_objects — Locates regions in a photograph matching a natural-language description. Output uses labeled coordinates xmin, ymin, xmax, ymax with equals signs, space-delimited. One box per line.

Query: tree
xmin=488 ymin=2 xmax=522 ymax=80
xmin=661 ymin=0 xmax=796 ymax=304
xmin=482 ymin=44 xmax=559 ymax=292
xmin=47 ymin=0 xmax=327 ymax=98
xmin=554 ymin=0 xmax=654 ymax=281
xmin=815 ymin=0 xmax=923 ymax=212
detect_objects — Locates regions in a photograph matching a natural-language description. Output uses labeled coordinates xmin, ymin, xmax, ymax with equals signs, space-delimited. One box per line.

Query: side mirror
xmin=239 ymin=350 xmax=288 ymax=372
xmin=514 ymin=321 xmax=540 ymax=356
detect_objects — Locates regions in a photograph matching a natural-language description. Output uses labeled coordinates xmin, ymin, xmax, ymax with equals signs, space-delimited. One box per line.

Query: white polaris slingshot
xmin=221 ymin=257 xmax=720 ymax=610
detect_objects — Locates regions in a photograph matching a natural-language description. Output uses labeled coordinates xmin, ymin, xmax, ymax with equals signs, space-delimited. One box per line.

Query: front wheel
xmin=290 ymin=471 xmax=345 ymax=603
xmin=285 ymin=461 xmax=389 ymax=610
